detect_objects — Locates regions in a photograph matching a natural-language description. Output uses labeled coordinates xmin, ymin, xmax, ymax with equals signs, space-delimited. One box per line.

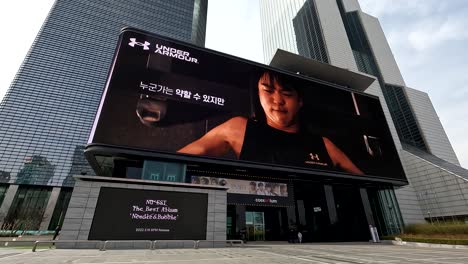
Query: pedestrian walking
xmin=53 ymin=225 xmax=61 ymax=240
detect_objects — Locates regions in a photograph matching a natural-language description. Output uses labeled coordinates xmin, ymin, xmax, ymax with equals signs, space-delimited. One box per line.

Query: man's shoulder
xmin=216 ymin=116 xmax=248 ymax=144
xmin=221 ymin=116 xmax=248 ymax=132
xmin=227 ymin=116 xmax=248 ymax=125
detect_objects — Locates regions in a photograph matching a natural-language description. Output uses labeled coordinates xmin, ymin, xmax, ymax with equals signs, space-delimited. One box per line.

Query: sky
xmin=0 ymin=0 xmax=467 ymax=168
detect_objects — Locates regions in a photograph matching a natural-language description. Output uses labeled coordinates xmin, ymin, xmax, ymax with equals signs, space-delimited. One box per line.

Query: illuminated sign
xmin=89 ymin=28 xmax=406 ymax=182
xmin=88 ymin=188 xmax=207 ymax=240
xmin=191 ymin=176 xmax=288 ymax=197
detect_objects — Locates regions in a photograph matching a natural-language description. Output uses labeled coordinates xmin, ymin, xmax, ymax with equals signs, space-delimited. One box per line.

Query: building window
xmin=0 ymin=185 xmax=8 ymax=206
xmin=292 ymin=0 xmax=329 ymax=63
xmin=48 ymin=188 xmax=73 ymax=230
xmin=2 ymin=186 xmax=52 ymax=231
xmin=368 ymin=186 xmax=404 ymax=236
xmin=383 ymin=84 xmax=427 ymax=151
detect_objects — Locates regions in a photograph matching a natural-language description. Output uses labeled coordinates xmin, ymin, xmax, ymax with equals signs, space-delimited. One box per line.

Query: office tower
xmin=0 ymin=0 xmax=207 ymax=229
xmin=260 ymin=0 xmax=468 ymax=224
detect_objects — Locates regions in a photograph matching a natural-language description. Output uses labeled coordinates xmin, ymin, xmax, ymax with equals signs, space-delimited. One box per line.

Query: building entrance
xmin=226 ymin=181 xmax=395 ymax=242
xmin=245 ymin=211 xmax=265 ymax=241
xmin=294 ymin=182 xmax=372 ymax=242
xmin=226 ymin=205 xmax=290 ymax=241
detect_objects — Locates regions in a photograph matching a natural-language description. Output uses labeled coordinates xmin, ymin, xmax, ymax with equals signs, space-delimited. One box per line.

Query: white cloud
xmin=359 ymin=0 xmax=437 ymax=17
xmin=205 ymin=0 xmax=263 ymax=63
xmin=437 ymin=102 xmax=468 ymax=168
xmin=408 ymin=16 xmax=468 ymax=51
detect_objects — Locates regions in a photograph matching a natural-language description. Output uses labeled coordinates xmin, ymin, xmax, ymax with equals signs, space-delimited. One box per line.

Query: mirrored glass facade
xmin=0 ymin=0 xmax=208 ymax=188
xmin=261 ymin=0 xmax=308 ymax=63
xmin=293 ymin=0 xmax=328 ymax=63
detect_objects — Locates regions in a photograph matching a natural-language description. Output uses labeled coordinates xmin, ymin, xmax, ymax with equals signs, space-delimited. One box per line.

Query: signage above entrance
xmin=191 ymin=176 xmax=288 ymax=197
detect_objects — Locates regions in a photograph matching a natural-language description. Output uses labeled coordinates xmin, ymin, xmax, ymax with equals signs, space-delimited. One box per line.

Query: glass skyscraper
xmin=260 ymin=0 xmax=468 ymax=225
xmin=0 ymin=0 xmax=207 ymax=230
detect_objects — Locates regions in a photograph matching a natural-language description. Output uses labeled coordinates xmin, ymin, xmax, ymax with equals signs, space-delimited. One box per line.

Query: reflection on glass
xmin=245 ymin=211 xmax=253 ymax=225
xmin=364 ymin=135 xmax=383 ymax=157
xmin=15 ymin=156 xmax=55 ymax=185
xmin=254 ymin=212 xmax=263 ymax=224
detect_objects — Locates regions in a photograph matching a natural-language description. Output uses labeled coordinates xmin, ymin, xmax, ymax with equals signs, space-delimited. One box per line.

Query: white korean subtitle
xmin=140 ymin=81 xmax=225 ymax=106
xmin=140 ymin=81 xmax=173 ymax=96
xmin=175 ymin=89 xmax=192 ymax=99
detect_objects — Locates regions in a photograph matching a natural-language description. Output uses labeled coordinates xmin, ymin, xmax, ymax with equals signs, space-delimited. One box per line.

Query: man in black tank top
xmin=239 ymin=119 xmax=334 ymax=170
xmin=178 ymin=71 xmax=363 ymax=175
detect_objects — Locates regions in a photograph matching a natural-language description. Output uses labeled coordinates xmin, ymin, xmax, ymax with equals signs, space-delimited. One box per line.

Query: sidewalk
xmin=1 ymin=242 xmax=468 ymax=264
xmin=0 ymin=235 xmax=54 ymax=247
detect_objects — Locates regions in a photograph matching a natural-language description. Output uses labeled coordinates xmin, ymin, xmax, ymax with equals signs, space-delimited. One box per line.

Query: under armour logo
xmin=309 ymin=153 xmax=320 ymax=161
xmin=128 ymin=38 xmax=150 ymax=50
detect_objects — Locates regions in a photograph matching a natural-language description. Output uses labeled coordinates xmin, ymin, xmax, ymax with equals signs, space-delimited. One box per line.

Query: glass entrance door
xmin=245 ymin=211 xmax=265 ymax=241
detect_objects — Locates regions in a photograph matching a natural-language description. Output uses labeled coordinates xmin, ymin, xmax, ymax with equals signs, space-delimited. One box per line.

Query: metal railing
xmin=152 ymin=240 xmax=198 ymax=250
xmin=102 ymin=240 xmax=153 ymax=251
xmin=32 ymin=240 xmax=104 ymax=252
xmin=195 ymin=240 xmax=244 ymax=248
xmin=31 ymin=239 xmax=244 ymax=252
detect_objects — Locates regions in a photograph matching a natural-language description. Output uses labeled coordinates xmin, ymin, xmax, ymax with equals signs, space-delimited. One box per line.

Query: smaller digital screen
xmin=190 ymin=176 xmax=293 ymax=206
xmin=88 ymin=188 xmax=208 ymax=240
xmin=191 ymin=176 xmax=288 ymax=197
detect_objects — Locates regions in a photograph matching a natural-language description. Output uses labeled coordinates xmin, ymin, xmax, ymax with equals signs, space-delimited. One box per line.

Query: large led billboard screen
xmin=89 ymin=28 xmax=406 ymax=182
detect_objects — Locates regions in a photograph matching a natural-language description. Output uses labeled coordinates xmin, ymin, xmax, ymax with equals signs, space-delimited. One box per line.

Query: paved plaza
xmin=1 ymin=243 xmax=468 ymax=264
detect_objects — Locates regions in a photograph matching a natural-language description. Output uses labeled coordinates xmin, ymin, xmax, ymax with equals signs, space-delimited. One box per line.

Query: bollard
xmin=372 ymin=227 xmax=380 ymax=243
xmin=369 ymin=225 xmax=377 ymax=243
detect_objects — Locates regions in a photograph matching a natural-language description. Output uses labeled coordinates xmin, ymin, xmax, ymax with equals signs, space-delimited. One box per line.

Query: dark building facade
xmin=0 ymin=0 xmax=207 ymax=230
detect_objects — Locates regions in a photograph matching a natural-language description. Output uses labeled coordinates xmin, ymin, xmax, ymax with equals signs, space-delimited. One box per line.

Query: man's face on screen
xmin=258 ymin=72 xmax=302 ymax=131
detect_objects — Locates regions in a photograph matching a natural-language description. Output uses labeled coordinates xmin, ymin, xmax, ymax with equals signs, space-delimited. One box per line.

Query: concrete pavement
xmin=1 ymin=242 xmax=468 ymax=263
